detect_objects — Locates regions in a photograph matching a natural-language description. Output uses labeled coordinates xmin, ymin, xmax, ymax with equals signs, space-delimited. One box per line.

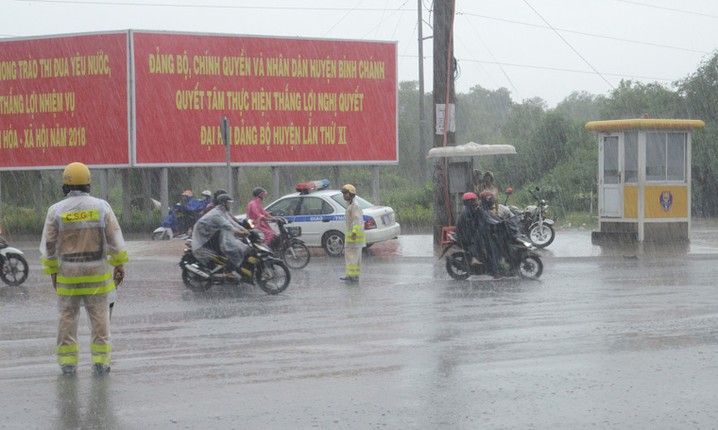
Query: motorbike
xmin=440 ymin=217 xmax=543 ymax=280
xmin=178 ymin=222 xmax=291 ymax=295
xmin=153 ymin=206 xmax=202 ymax=240
xmin=501 ymin=187 xmax=555 ymax=249
xmin=0 ymin=232 xmax=29 ymax=286
xmin=271 ymin=217 xmax=311 ymax=270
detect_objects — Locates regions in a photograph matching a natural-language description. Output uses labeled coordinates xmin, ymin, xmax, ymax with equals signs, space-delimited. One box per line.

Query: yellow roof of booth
xmin=585 ymin=118 xmax=705 ymax=132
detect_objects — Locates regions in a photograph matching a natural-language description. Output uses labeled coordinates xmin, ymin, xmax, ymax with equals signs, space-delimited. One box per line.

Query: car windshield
xmin=330 ymin=193 xmax=375 ymax=209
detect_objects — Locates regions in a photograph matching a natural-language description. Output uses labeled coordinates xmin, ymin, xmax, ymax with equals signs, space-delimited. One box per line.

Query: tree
xmin=677 ymin=52 xmax=718 ymax=216
xmin=597 ymin=80 xmax=687 ymax=120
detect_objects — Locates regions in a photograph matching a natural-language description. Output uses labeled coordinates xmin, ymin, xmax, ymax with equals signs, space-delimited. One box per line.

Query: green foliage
xmin=597 ymin=80 xmax=688 ymax=119
xmin=678 ymin=54 xmax=718 ymax=216
xmin=0 ymin=206 xmax=44 ymax=236
xmin=114 ymin=209 xmax=162 ymax=233
xmin=382 ymin=181 xmax=433 ymax=231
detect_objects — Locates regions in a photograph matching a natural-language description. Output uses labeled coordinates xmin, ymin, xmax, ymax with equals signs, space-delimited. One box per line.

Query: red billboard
xmin=132 ymin=31 xmax=397 ymax=166
xmin=0 ymin=32 xmax=129 ymax=169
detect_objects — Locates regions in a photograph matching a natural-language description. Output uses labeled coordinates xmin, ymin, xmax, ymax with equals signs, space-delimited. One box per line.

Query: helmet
xmin=461 ymin=192 xmax=478 ymax=201
xmin=252 ymin=187 xmax=267 ymax=198
xmin=216 ymin=194 xmax=233 ymax=205
xmin=201 ymin=190 xmax=212 ymax=197
xmin=181 ymin=190 xmax=193 ymax=197
xmin=63 ymin=162 xmax=91 ymax=185
xmin=341 ymin=184 xmax=356 ymax=195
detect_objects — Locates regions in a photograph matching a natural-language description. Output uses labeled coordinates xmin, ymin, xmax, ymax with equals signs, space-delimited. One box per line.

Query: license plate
xmin=381 ymin=214 xmax=392 ymax=225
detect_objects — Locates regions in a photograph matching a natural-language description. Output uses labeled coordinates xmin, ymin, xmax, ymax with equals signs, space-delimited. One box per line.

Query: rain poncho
xmin=39 ymin=190 xmax=128 ymax=371
xmin=246 ymin=196 xmax=277 ymax=245
xmin=343 ymin=198 xmax=365 ymax=279
xmin=40 ymin=191 xmax=127 ymax=296
xmin=191 ymin=206 xmax=249 ymax=267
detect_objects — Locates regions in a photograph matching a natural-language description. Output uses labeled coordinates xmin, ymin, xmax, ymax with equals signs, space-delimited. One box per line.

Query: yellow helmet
xmin=341 ymin=184 xmax=356 ymax=195
xmin=63 ymin=162 xmax=91 ymax=185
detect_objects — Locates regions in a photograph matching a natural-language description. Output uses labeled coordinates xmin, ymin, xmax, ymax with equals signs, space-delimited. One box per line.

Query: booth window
xmin=624 ymin=132 xmax=638 ymax=183
xmin=646 ymin=132 xmax=686 ymax=182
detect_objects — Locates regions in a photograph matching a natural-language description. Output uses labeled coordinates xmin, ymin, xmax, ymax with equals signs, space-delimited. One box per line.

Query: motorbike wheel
xmin=445 ymin=251 xmax=471 ymax=280
xmin=0 ymin=253 xmax=29 ymax=286
xmin=181 ymin=268 xmax=212 ymax=292
xmin=152 ymin=231 xmax=169 ymax=241
xmin=528 ymin=223 xmax=555 ymax=248
xmin=282 ymin=239 xmax=311 ymax=270
xmin=256 ymin=259 xmax=291 ymax=295
xmin=518 ymin=254 xmax=543 ymax=279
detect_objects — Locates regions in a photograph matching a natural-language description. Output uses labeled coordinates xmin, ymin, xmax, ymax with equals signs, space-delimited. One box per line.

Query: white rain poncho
xmin=191 ymin=206 xmax=249 ymax=265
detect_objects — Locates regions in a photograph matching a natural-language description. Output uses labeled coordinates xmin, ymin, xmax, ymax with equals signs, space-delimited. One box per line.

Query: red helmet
xmin=462 ymin=192 xmax=478 ymax=201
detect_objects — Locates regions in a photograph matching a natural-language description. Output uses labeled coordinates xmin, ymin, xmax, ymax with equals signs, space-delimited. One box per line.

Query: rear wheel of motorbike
xmin=256 ymin=259 xmax=291 ymax=295
xmin=282 ymin=239 xmax=310 ymax=269
xmin=181 ymin=261 xmax=212 ymax=292
xmin=445 ymin=252 xmax=471 ymax=280
xmin=528 ymin=223 xmax=555 ymax=248
xmin=0 ymin=253 xmax=29 ymax=286
xmin=518 ymin=254 xmax=543 ymax=279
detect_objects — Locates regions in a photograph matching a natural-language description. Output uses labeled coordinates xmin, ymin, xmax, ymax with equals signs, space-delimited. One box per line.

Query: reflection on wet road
xmin=1 ymin=236 xmax=717 ymax=429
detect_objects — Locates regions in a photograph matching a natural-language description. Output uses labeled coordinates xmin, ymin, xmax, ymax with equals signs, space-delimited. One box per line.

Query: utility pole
xmin=432 ymin=0 xmax=456 ymax=245
xmin=417 ymin=0 xmax=428 ymax=183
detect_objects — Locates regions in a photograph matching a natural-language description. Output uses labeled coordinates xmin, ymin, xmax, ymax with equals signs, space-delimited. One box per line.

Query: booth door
xmin=600 ymin=135 xmax=622 ymax=217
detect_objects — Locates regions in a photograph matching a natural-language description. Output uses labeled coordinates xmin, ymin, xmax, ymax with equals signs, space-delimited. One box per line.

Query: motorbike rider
xmin=246 ymin=187 xmax=277 ymax=247
xmin=191 ymin=194 xmax=256 ymax=280
xmin=171 ymin=190 xmax=198 ymax=236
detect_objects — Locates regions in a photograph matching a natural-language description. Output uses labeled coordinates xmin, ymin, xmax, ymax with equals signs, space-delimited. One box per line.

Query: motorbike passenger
xmin=186 ymin=190 xmax=212 ymax=213
xmin=478 ymin=171 xmax=500 ymax=216
xmin=246 ymin=187 xmax=277 ymax=247
xmin=202 ymin=189 xmax=227 ymax=215
xmin=455 ymin=192 xmax=483 ymax=263
xmin=477 ymin=191 xmax=505 ymax=277
xmin=191 ymin=194 xmax=254 ymax=279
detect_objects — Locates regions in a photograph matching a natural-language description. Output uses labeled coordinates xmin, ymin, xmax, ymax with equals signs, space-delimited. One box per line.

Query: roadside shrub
xmin=0 ymin=206 xmax=44 ymax=236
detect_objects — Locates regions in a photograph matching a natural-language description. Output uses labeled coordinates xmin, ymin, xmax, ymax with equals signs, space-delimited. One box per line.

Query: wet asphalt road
xmin=1 ymin=230 xmax=718 ymax=429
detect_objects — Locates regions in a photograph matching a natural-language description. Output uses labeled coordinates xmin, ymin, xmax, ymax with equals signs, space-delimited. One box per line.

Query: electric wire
xmin=522 ymin=0 xmax=614 ymax=90
xmin=2 ymin=0 xmax=715 ymax=95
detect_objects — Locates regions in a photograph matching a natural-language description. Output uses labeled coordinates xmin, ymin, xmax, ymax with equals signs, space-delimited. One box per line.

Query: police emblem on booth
xmin=659 ymin=191 xmax=673 ymax=212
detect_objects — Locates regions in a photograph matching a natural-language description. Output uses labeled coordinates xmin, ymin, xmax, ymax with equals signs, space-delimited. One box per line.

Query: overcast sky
xmin=2 ymin=0 xmax=718 ymax=107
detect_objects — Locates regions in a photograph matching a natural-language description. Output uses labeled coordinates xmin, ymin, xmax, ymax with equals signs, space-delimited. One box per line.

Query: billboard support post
xmin=221 ymin=116 xmax=232 ymax=199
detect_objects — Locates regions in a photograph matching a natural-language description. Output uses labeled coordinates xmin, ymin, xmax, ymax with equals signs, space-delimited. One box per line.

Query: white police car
xmin=259 ymin=180 xmax=401 ymax=257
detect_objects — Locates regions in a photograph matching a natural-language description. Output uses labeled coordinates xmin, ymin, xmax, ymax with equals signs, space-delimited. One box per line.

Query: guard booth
xmin=426 ymin=142 xmax=516 ymax=243
xmin=585 ymin=118 xmax=704 ymax=244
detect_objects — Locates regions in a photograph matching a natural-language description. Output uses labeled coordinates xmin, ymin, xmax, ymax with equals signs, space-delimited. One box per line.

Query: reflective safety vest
xmin=344 ymin=200 xmax=365 ymax=248
xmin=40 ymin=192 xmax=128 ymax=296
xmin=345 ymin=224 xmax=366 ymax=244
